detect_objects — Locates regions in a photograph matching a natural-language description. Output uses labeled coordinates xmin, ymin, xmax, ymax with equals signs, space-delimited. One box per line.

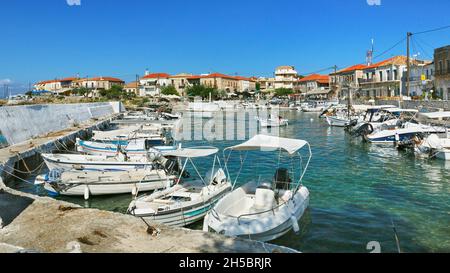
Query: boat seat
xmin=253 ymin=188 xmax=276 ymax=211
xmin=152 ymin=199 xmax=174 ymax=205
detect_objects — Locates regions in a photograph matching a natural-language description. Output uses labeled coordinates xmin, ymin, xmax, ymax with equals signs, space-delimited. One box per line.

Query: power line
xmin=373 ymin=37 xmax=407 ymax=60
xmin=413 ymin=24 xmax=450 ymax=35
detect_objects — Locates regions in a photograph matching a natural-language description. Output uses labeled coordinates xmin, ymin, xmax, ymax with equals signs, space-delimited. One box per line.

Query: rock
xmin=66 ymin=241 xmax=82 ymax=253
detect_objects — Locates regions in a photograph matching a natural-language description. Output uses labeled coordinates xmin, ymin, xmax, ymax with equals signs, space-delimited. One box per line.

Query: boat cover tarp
xmin=226 ymin=135 xmax=308 ymax=155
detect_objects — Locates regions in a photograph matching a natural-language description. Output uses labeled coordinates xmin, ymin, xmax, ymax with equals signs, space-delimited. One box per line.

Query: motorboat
xmin=35 ymin=168 xmax=175 ymax=199
xmin=41 ymin=152 xmax=158 ymax=171
xmin=364 ymin=121 xmax=447 ymax=144
xmin=76 ymin=138 xmax=176 ymax=158
xmin=91 ymin=125 xmax=165 ymax=143
xmin=128 ymin=147 xmax=232 ymax=227
xmin=348 ymin=107 xmax=416 ymax=136
xmin=397 ymin=111 xmax=450 ymax=160
xmin=204 ymin=135 xmax=311 ymax=242
xmin=256 ymin=116 xmax=289 ymax=127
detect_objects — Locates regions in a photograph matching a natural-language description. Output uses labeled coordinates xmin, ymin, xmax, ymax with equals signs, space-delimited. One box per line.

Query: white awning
xmin=164 ymin=147 xmax=219 ymax=158
xmin=420 ymin=111 xmax=450 ymax=119
xmin=226 ymin=135 xmax=308 ymax=155
xmin=384 ymin=108 xmax=418 ymax=113
xmin=366 ymin=105 xmax=397 ymax=110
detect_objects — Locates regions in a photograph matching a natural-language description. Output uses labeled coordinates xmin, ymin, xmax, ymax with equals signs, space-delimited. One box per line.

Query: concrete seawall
xmin=0 ymin=102 xmax=123 ymax=147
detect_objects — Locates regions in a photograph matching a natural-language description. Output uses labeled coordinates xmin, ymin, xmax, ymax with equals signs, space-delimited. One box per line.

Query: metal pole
xmin=406 ymin=32 xmax=412 ymax=99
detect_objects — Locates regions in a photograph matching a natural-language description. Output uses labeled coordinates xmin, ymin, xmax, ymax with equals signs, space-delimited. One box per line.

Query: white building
xmin=409 ymin=61 xmax=434 ymax=97
xmin=274 ymin=66 xmax=299 ymax=90
xmin=139 ymin=72 xmax=171 ymax=97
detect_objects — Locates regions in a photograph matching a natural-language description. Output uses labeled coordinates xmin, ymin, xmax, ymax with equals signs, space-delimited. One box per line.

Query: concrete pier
xmin=0 ymin=189 xmax=296 ymax=253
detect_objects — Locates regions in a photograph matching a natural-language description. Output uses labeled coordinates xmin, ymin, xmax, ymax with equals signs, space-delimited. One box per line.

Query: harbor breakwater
xmin=0 ymin=102 xmax=124 ymax=147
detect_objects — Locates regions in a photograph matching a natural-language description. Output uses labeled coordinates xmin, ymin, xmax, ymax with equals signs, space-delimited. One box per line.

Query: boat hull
xmin=42 ymin=154 xmax=154 ymax=172
xmin=41 ymin=176 xmax=172 ymax=196
xmin=326 ymin=116 xmax=351 ymax=127
xmin=131 ymin=186 xmax=231 ymax=227
xmin=206 ymin=186 xmax=309 ymax=242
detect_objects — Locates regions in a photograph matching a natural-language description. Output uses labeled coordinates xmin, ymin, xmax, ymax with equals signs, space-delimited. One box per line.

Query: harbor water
xmin=9 ymin=111 xmax=450 ymax=253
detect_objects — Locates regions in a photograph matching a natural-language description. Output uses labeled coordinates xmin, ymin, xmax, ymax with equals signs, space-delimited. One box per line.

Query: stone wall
xmin=0 ymin=102 xmax=123 ymax=146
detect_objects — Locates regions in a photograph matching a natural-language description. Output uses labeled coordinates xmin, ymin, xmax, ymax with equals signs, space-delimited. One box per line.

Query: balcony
xmin=435 ymin=69 xmax=450 ymax=76
xmin=358 ymin=78 xmax=376 ymax=84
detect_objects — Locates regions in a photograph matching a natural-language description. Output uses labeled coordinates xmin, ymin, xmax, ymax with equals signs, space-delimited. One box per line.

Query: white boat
xmin=204 ymin=135 xmax=311 ymax=242
xmin=256 ymin=116 xmax=289 ymax=127
xmin=76 ymin=139 xmax=176 ymax=158
xmin=364 ymin=122 xmax=447 ymax=144
xmin=128 ymin=147 xmax=232 ymax=227
xmin=325 ymin=115 xmax=355 ymax=127
xmin=91 ymin=126 xmax=164 ymax=143
xmin=41 ymin=153 xmax=156 ymax=171
xmin=349 ymin=108 xmax=418 ymax=137
xmin=35 ymin=168 xmax=175 ymax=199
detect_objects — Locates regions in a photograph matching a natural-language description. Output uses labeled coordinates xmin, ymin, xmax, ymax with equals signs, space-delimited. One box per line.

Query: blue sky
xmin=1 ymin=0 xmax=450 ymax=95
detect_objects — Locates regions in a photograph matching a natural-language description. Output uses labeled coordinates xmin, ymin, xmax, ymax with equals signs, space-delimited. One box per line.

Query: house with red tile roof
xmin=34 ymin=77 xmax=81 ymax=93
xmin=72 ymin=77 xmax=125 ymax=92
xmin=139 ymin=72 xmax=172 ymax=97
xmin=358 ymin=56 xmax=428 ymax=98
xmin=298 ymin=74 xmax=332 ymax=99
xmin=330 ymin=64 xmax=367 ymax=99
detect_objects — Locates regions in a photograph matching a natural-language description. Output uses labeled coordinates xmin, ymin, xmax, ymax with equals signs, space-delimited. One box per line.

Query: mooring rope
xmin=0 ymin=167 xmax=37 ymax=187
xmin=3 ymin=161 xmax=45 ymax=175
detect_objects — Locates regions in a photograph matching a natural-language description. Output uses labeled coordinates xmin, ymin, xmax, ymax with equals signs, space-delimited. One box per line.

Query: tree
xmin=72 ymin=87 xmax=89 ymax=97
xmin=274 ymin=88 xmax=294 ymax=97
xmin=256 ymin=82 xmax=261 ymax=91
xmin=99 ymin=85 xmax=127 ymax=100
xmin=161 ymin=85 xmax=179 ymax=96
xmin=186 ymin=85 xmax=219 ymax=100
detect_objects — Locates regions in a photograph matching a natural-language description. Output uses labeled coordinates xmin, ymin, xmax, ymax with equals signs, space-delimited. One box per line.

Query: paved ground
xmin=0 ymin=194 xmax=296 ymax=253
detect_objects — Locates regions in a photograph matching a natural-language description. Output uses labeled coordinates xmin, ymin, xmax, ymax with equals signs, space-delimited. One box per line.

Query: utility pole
xmin=333 ymin=65 xmax=338 ymax=99
xmin=136 ymin=74 xmax=140 ymax=97
xmin=406 ymin=32 xmax=413 ymax=100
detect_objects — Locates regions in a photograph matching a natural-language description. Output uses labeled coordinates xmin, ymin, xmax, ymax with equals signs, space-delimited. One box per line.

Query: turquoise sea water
xmin=10 ymin=111 xmax=450 ymax=253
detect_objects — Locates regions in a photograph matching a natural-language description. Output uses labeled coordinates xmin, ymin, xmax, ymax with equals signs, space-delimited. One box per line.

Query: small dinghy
xmin=204 ymin=135 xmax=311 ymax=242
xmin=35 ymin=168 xmax=176 ymax=199
xmin=41 ymin=152 xmax=157 ymax=171
xmin=256 ymin=116 xmax=289 ymax=127
xmin=128 ymin=147 xmax=232 ymax=227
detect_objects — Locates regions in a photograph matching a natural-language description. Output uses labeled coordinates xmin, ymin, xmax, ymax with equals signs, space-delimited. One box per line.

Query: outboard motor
xmin=274 ymin=168 xmax=292 ymax=190
xmin=351 ymin=123 xmax=374 ymax=137
xmin=156 ymin=156 xmax=190 ymax=178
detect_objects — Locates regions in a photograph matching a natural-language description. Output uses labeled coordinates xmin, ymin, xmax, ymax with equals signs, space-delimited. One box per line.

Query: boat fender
xmin=203 ymin=214 xmax=209 ymax=232
xmin=84 ymin=185 xmax=90 ymax=200
xmin=291 ymin=216 xmax=300 ymax=234
xmin=132 ymin=185 xmax=137 ymax=196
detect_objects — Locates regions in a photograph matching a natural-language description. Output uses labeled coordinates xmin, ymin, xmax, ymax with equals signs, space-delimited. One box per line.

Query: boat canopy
xmin=420 ymin=111 xmax=450 ymax=119
xmin=384 ymin=108 xmax=419 ymax=113
xmin=225 ymin=135 xmax=308 ymax=155
xmin=164 ymin=147 xmax=219 ymax=158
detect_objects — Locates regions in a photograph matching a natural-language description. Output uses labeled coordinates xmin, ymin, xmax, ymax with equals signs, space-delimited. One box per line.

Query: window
xmin=379 ymin=71 xmax=383 ymax=82
xmin=439 ymin=61 xmax=443 ymax=74
xmin=447 ymin=60 xmax=450 ymax=73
